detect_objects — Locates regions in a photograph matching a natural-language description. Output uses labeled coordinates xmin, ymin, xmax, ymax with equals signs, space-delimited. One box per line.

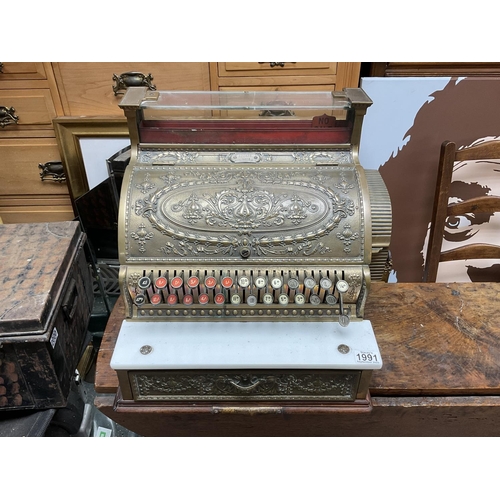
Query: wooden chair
xmin=423 ymin=139 xmax=500 ymax=282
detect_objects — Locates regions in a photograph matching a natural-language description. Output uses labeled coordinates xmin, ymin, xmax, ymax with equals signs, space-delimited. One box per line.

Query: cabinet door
xmin=53 ymin=62 xmax=211 ymax=116
xmin=0 ymin=62 xmax=47 ymax=80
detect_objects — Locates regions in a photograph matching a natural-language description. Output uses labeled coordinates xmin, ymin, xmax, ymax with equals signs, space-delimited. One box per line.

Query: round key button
xmin=167 ymin=294 xmax=178 ymax=305
xmin=187 ymin=276 xmax=200 ymax=288
xmin=198 ymin=293 xmax=209 ymax=305
xmin=254 ymin=276 xmax=267 ymax=288
xmin=262 ymin=293 xmax=274 ymax=305
xmin=205 ymin=276 xmax=217 ymax=289
xmin=183 ymin=295 xmax=194 ymax=306
xmin=238 ymin=276 xmax=250 ymax=288
xmin=278 ymin=294 xmax=289 ymax=306
xmin=171 ymin=276 xmax=183 ymax=289
xmin=271 ymin=277 xmax=282 ymax=289
xmin=214 ymin=293 xmax=225 ymax=305
xmin=287 ymin=277 xmax=299 ymax=290
xmin=325 ymin=294 xmax=338 ymax=305
xmin=155 ymin=276 xmax=168 ymax=289
xmin=294 ymin=294 xmax=305 ymax=305
xmin=134 ymin=294 xmax=145 ymax=306
xmin=304 ymin=277 xmax=316 ymax=289
xmin=221 ymin=277 xmax=233 ymax=288
xmin=320 ymin=277 xmax=333 ymax=289
xmin=336 ymin=280 xmax=349 ymax=293
xmin=310 ymin=294 xmax=321 ymax=305
xmin=138 ymin=277 xmax=151 ymax=289
xmin=231 ymin=294 xmax=241 ymax=305
xmin=150 ymin=293 xmax=162 ymax=305
xmin=247 ymin=295 xmax=257 ymax=306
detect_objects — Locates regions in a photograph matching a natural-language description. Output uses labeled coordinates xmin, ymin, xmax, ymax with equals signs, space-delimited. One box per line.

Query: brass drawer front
xmin=129 ymin=369 xmax=362 ymax=402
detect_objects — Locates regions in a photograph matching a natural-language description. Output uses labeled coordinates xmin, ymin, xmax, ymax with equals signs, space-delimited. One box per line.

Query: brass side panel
xmin=127 ymin=369 xmax=364 ymax=402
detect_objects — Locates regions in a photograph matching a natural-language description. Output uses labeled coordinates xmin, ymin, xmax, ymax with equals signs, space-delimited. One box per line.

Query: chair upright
xmin=423 ymin=139 xmax=500 ymax=282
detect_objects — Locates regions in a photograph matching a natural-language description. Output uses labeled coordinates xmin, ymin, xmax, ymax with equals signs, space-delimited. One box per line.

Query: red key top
xmin=167 ymin=294 xmax=178 ymax=305
xmin=187 ymin=276 xmax=200 ymax=288
xmin=150 ymin=293 xmax=162 ymax=305
xmin=205 ymin=276 xmax=217 ymax=289
xmin=198 ymin=293 xmax=209 ymax=305
xmin=155 ymin=276 xmax=168 ymax=289
xmin=214 ymin=293 xmax=225 ymax=305
xmin=171 ymin=276 xmax=183 ymax=289
xmin=221 ymin=277 xmax=233 ymax=288
xmin=183 ymin=295 xmax=194 ymax=306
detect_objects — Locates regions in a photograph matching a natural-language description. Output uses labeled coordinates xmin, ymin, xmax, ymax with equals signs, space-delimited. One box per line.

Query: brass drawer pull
xmin=0 ymin=106 xmax=19 ymax=127
xmin=38 ymin=161 xmax=66 ymax=182
xmin=112 ymin=71 xmax=156 ymax=96
xmin=258 ymin=62 xmax=295 ymax=68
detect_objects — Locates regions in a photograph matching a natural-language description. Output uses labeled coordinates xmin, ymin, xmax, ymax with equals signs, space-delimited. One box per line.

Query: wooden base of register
xmin=94 ymin=282 xmax=500 ymax=436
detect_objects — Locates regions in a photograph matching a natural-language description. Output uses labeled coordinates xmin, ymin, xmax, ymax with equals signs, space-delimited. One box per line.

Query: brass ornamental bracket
xmin=112 ymin=72 xmax=157 ymax=96
xmin=0 ymin=106 xmax=19 ymax=127
xmin=39 ymin=161 xmax=66 ymax=183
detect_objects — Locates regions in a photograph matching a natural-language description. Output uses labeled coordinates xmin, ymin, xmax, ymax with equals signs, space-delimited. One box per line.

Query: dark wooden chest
xmin=0 ymin=222 xmax=93 ymax=410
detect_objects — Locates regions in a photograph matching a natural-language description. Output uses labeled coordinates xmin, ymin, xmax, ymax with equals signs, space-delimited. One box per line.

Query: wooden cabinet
xmin=210 ymin=62 xmax=361 ymax=91
xmin=53 ymin=63 xmax=211 ymax=116
xmin=367 ymin=62 xmax=500 ymax=77
xmin=0 ymin=63 xmax=73 ymax=223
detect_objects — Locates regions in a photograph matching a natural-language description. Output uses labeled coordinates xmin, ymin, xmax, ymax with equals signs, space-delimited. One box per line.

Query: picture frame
xmin=53 ymin=117 xmax=130 ymax=205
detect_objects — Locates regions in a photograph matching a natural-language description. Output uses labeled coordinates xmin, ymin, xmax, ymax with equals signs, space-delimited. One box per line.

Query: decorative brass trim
xmin=53 ymin=117 xmax=129 ymax=204
xmin=129 ymin=369 xmax=362 ymax=401
xmin=0 ymin=106 xmax=19 ymax=127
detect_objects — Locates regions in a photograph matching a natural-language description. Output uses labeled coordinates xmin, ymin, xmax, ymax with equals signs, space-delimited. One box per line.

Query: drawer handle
xmin=62 ymin=278 xmax=78 ymax=321
xmin=0 ymin=63 xmax=3 ymax=73
xmin=112 ymin=71 xmax=157 ymax=96
xmin=39 ymin=161 xmax=66 ymax=182
xmin=258 ymin=62 xmax=295 ymax=68
xmin=0 ymin=106 xmax=19 ymax=127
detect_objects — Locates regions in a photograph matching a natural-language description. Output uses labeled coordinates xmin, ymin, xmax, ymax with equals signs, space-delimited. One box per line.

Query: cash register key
xmin=336 ymin=280 xmax=350 ymax=293
xmin=214 ymin=293 xmax=226 ymax=305
xmin=198 ymin=293 xmax=209 ymax=305
xmin=134 ymin=294 xmax=146 ymax=306
xmin=262 ymin=293 xmax=274 ymax=305
xmin=246 ymin=295 xmax=257 ymax=306
xmin=155 ymin=276 xmax=168 ymax=289
xmin=171 ymin=276 xmax=183 ymax=289
xmin=187 ymin=276 xmax=200 ymax=288
xmin=254 ymin=276 xmax=267 ymax=288
xmin=150 ymin=293 xmax=162 ymax=305
xmin=221 ymin=276 xmax=233 ymax=288
xmin=287 ymin=277 xmax=300 ymax=290
xmin=183 ymin=294 xmax=194 ymax=306
xmin=320 ymin=277 xmax=333 ymax=289
xmin=309 ymin=294 xmax=321 ymax=306
xmin=167 ymin=294 xmax=178 ymax=305
xmin=238 ymin=275 xmax=250 ymax=288
xmin=231 ymin=294 xmax=241 ymax=305
xmin=294 ymin=293 xmax=305 ymax=305
xmin=138 ymin=276 xmax=151 ymax=289
xmin=325 ymin=294 xmax=338 ymax=305
xmin=278 ymin=293 xmax=289 ymax=306
xmin=304 ymin=276 xmax=316 ymax=289
xmin=205 ymin=276 xmax=217 ymax=289
xmin=271 ymin=276 xmax=282 ymax=289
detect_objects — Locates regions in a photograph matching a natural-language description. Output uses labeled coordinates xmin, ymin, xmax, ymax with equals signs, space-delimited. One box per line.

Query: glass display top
xmin=139 ymin=90 xmax=351 ymax=111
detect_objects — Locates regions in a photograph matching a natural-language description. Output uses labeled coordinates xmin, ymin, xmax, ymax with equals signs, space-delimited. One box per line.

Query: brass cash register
xmin=110 ymin=88 xmax=392 ymax=409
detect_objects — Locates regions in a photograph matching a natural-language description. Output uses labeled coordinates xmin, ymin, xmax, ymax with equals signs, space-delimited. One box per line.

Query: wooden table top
xmin=95 ymin=282 xmax=500 ymax=397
